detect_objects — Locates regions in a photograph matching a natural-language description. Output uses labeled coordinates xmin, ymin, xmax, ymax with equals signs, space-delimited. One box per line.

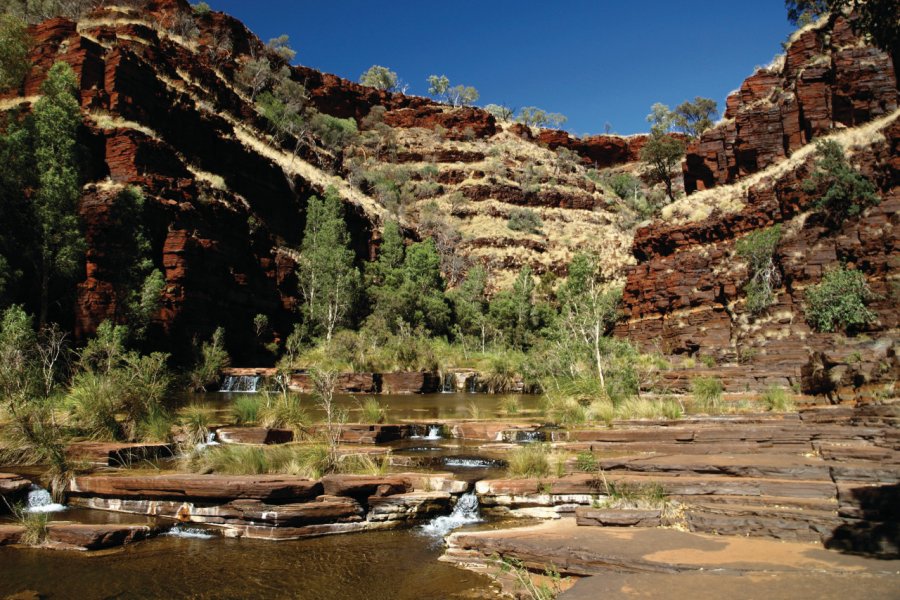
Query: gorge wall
xmin=1 ymin=0 xmax=649 ymax=361
xmin=616 ymin=14 xmax=899 ymax=399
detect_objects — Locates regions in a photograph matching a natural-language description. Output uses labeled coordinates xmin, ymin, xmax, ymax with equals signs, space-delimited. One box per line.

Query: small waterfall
xmin=25 ymin=485 xmax=66 ymax=513
xmin=441 ymin=374 xmax=454 ymax=393
xmin=516 ymin=430 xmax=546 ymax=443
xmin=467 ymin=374 xmax=478 ymax=393
xmin=423 ymin=425 xmax=442 ymax=440
xmin=443 ymin=457 xmax=504 ymax=469
xmin=219 ymin=375 xmax=260 ymax=393
xmin=420 ymin=493 xmax=482 ymax=537
xmin=195 ymin=431 xmax=219 ymax=452
xmin=165 ymin=524 xmax=216 ymax=539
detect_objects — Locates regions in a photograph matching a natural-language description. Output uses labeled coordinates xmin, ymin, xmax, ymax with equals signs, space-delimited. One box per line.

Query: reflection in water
xmin=0 ymin=528 xmax=496 ymax=599
xmin=198 ymin=392 xmax=540 ymax=422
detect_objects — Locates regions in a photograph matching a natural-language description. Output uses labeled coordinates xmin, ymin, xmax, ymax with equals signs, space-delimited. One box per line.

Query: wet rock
xmin=320 ymin=475 xmax=411 ymax=500
xmin=0 ymin=474 xmax=31 ymax=509
xmin=0 ymin=525 xmax=25 ymax=546
xmin=380 ymin=371 xmax=440 ymax=394
xmin=366 ymin=491 xmax=452 ymax=522
xmin=68 ymin=474 xmax=323 ymax=502
xmin=45 ymin=523 xmax=164 ymax=551
xmin=65 ymin=441 xmax=174 ymax=466
xmin=215 ymin=427 xmax=294 ymax=445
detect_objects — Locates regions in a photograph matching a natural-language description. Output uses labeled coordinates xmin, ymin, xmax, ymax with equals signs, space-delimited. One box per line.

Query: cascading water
xmin=219 ymin=375 xmax=261 ymax=393
xmin=441 ymin=374 xmax=454 ymax=393
xmin=195 ymin=431 xmax=219 ymax=452
xmin=420 ymin=492 xmax=482 ymax=538
xmin=25 ymin=485 xmax=66 ymax=513
xmin=467 ymin=375 xmax=478 ymax=393
xmin=165 ymin=524 xmax=216 ymax=539
xmin=423 ymin=425 xmax=442 ymax=441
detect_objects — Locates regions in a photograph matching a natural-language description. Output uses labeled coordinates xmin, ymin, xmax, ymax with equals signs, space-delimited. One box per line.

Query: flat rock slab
xmin=214 ymin=427 xmax=294 ymax=445
xmin=45 ymin=523 xmax=163 ymax=551
xmin=444 ymin=519 xmax=899 ymax=577
xmin=68 ymin=474 xmax=322 ymax=502
xmin=599 ymin=453 xmax=835 ymax=480
xmin=559 ymin=571 xmax=900 ymax=600
xmin=320 ymin=474 xmax=411 ymax=499
xmin=66 ymin=442 xmax=173 ymax=466
xmin=0 ymin=524 xmax=24 ymax=545
xmin=575 ymin=507 xmax=662 ymax=527
xmin=0 ymin=473 xmax=31 ymax=502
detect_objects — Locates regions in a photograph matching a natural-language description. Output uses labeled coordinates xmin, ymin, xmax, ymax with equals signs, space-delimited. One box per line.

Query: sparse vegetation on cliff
xmin=736 ymin=225 xmax=782 ymax=314
xmin=804 ymin=267 xmax=876 ymax=333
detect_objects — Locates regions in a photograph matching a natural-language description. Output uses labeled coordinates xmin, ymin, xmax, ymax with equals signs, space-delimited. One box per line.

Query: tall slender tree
xmin=296 ymin=187 xmax=361 ymax=341
xmin=33 ymin=61 xmax=83 ymax=326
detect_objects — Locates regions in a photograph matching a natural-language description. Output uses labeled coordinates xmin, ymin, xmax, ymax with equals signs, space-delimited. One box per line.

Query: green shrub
xmin=261 ymin=394 xmax=309 ymax=431
xmin=805 ymin=267 xmax=876 ymax=332
xmin=507 ymin=208 xmax=543 ymax=234
xmin=507 ymin=444 xmax=550 ymax=478
xmin=549 ymin=398 xmax=588 ymax=426
xmin=760 ymin=386 xmax=795 ymax=412
xmin=589 ymin=399 xmax=616 ymax=426
xmin=357 ymin=396 xmax=386 ymax=423
xmin=500 ymin=395 xmax=521 ymax=415
xmin=802 ymin=139 xmax=879 ymax=223
xmin=691 ymin=377 xmax=723 ymax=413
xmin=604 ymin=172 xmax=642 ymax=200
xmin=735 ymin=225 xmax=782 ymax=314
xmin=190 ymin=327 xmax=230 ymax=392
xmin=138 ymin=407 xmax=174 ymax=443
xmin=230 ymin=395 xmax=263 ymax=425
xmin=180 ymin=403 xmax=213 ymax=446
xmin=10 ymin=504 xmax=49 ymax=546
xmin=575 ymin=451 xmax=598 ymax=472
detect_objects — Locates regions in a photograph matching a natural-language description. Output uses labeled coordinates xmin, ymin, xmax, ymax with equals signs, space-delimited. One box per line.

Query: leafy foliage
xmin=735 ymin=225 xmax=782 ymax=314
xmin=189 ymin=326 xmax=230 ymax=392
xmin=516 ymin=106 xmax=567 ymax=128
xmin=673 ymin=97 xmax=718 ymax=138
xmin=802 ymin=139 xmax=879 ymax=224
xmin=33 ymin=61 xmax=84 ymax=325
xmin=297 ymin=188 xmax=361 ymax=340
xmin=0 ymin=13 xmax=29 ymax=91
xmin=359 ymin=65 xmax=400 ymax=91
xmin=507 ymin=207 xmax=543 ymax=234
xmin=804 ymin=266 xmax=876 ymax=332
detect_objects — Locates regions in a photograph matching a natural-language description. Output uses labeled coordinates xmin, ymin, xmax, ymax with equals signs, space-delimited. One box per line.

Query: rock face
xmin=615 ymin=12 xmax=899 ymax=397
xmin=683 ymin=15 xmax=898 ymax=193
xmin=67 ymin=471 xmax=462 ymax=540
xmin=0 ymin=473 xmax=31 ymax=510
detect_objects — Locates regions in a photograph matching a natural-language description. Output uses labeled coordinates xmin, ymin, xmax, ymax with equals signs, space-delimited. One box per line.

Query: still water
xmin=0 ymin=526 xmax=498 ymax=599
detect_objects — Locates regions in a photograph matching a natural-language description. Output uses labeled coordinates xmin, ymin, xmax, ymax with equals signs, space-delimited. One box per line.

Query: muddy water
xmin=0 ymin=526 xmax=498 ymax=599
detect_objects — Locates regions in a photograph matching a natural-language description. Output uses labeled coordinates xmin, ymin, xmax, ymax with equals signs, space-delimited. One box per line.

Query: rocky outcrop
xmin=683 ymin=15 xmax=897 ymax=193
xmin=380 ymin=371 xmax=440 ymax=394
xmin=617 ymin=76 xmax=899 ymax=395
xmin=67 ymin=471 xmax=465 ymax=540
xmin=0 ymin=474 xmax=31 ymax=511
xmin=68 ymin=474 xmax=324 ymax=502
xmin=534 ymin=129 xmax=665 ymax=168
xmin=65 ymin=441 xmax=174 ymax=466
xmin=45 ymin=523 xmax=163 ymax=551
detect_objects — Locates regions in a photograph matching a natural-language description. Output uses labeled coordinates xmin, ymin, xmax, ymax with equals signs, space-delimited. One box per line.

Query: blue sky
xmin=207 ymin=1 xmax=795 ymax=135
